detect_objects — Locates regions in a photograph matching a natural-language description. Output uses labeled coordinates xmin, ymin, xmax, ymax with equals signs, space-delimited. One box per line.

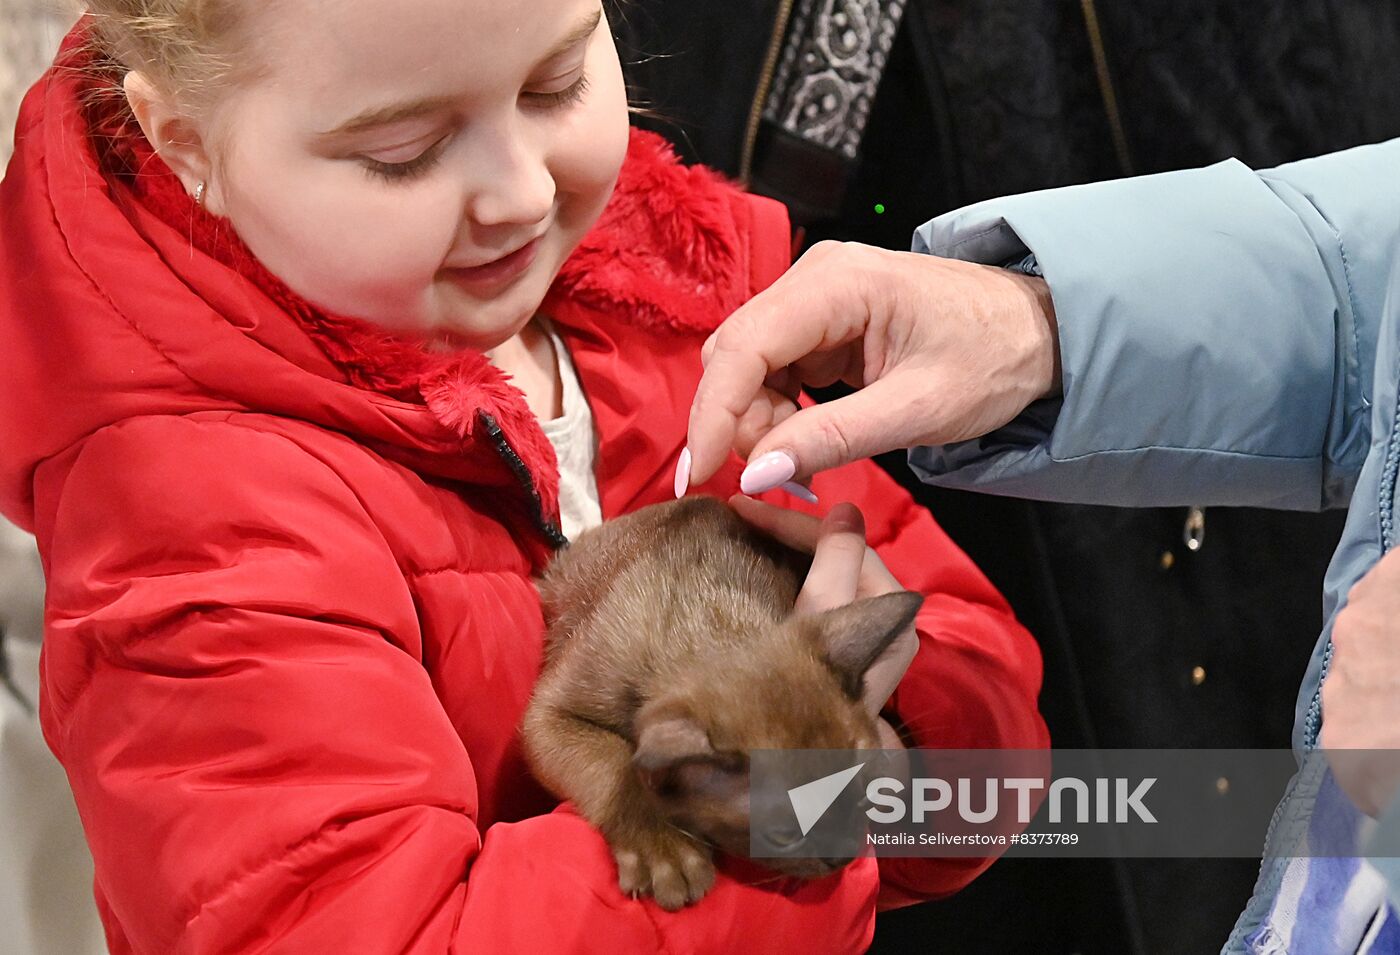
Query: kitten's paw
xmin=613 ymin=830 xmax=716 ymax=911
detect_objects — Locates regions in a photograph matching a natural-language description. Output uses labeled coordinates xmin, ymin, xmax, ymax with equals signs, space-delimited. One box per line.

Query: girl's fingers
xmin=795 ymin=503 xmax=866 ymax=614
xmin=854 ymin=545 xmax=902 ymax=601
xmin=727 ymin=494 xmax=824 ymax=552
xmin=728 ymin=497 xmax=867 ymax=614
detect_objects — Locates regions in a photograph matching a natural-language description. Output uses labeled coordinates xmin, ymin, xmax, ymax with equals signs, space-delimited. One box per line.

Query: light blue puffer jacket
xmin=908 ymin=140 xmax=1400 ymax=953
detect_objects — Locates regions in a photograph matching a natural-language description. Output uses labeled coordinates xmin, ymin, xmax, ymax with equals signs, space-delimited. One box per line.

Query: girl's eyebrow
xmin=317 ymin=96 xmax=459 ymax=139
xmin=316 ymin=9 xmax=603 ymax=140
xmin=542 ymin=8 xmax=603 ymax=63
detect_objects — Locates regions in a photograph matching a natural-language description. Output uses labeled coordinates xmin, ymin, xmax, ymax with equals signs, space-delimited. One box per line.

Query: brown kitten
xmin=523 ymin=496 xmax=923 ymax=911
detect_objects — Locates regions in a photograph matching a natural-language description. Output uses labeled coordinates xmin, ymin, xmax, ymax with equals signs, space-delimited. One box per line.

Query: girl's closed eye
xmin=360 ymin=73 xmax=590 ymax=185
xmin=361 ymin=136 xmax=452 ymax=183
xmin=524 ymin=72 xmax=591 ymax=111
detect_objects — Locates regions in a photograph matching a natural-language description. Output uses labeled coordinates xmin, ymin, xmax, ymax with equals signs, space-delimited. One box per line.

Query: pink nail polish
xmin=740 ymin=450 xmax=797 ymax=495
xmin=780 ymin=481 xmax=819 ymax=505
xmin=674 ymin=447 xmax=692 ymax=498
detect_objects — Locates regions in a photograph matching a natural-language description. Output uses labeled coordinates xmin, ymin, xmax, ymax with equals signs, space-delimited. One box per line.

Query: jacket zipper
xmin=739 ymin=0 xmax=797 ymax=185
xmin=479 ymin=411 xmax=569 ymax=550
xmin=1301 ymin=388 xmax=1400 ymax=748
xmin=1380 ymin=386 xmax=1400 ymax=552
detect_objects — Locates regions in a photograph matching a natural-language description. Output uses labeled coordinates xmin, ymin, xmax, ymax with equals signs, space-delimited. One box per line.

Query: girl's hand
xmin=728 ymin=496 xmax=919 ymax=728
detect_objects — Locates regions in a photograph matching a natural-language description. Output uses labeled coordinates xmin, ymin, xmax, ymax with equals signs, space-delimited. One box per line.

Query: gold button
xmin=1160 ymin=551 xmax=1175 ymax=570
xmin=1216 ymin=777 xmax=1230 ymax=796
xmin=1191 ymin=666 xmax=1206 ymax=686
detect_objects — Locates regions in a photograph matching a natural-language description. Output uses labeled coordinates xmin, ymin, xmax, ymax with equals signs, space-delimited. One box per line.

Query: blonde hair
xmin=79 ymin=0 xmax=258 ymax=111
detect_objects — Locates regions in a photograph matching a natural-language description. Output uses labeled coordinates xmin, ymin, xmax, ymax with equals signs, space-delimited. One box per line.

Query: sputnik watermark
xmin=784 ymin=760 xmax=1153 ymax=843
xmin=862 ymin=772 xmax=1156 ymax=824
xmin=749 ymin=749 xmax=1385 ymax=859
xmin=787 ymin=763 xmax=866 ymax=836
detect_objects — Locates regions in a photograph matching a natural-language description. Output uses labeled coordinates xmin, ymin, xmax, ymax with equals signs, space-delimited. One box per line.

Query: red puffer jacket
xmin=0 ymin=30 xmax=1047 ymax=955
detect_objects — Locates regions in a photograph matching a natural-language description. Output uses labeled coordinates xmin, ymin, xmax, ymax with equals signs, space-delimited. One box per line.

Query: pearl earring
xmin=193 ymin=181 xmax=206 ymax=206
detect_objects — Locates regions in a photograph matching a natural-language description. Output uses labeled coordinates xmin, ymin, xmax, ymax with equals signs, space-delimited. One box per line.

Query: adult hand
xmin=677 ymin=242 xmax=1060 ymax=495
xmin=1321 ymin=549 xmax=1400 ymax=818
xmin=728 ymin=496 xmax=916 ymax=746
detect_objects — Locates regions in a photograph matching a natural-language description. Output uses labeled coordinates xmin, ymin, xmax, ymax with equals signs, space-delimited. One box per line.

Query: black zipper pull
xmin=478 ymin=411 xmax=569 ymax=550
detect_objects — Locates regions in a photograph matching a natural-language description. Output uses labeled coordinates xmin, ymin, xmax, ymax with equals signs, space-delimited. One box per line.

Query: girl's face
xmin=206 ymin=0 xmax=628 ymax=350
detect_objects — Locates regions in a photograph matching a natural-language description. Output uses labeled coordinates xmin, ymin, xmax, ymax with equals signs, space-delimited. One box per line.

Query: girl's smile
xmin=443 ymin=236 xmax=545 ymax=293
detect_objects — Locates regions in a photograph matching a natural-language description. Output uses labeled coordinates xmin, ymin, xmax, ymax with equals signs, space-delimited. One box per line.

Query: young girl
xmin=0 ymin=1 xmax=1047 ymax=951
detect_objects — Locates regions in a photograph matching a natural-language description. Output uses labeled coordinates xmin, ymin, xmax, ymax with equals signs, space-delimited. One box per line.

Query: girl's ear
xmin=123 ymin=71 xmax=216 ymax=207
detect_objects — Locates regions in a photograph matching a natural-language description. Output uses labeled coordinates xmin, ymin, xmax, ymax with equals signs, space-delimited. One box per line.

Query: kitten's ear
xmin=633 ymin=704 xmax=714 ymax=774
xmin=807 ymin=591 xmax=923 ymax=697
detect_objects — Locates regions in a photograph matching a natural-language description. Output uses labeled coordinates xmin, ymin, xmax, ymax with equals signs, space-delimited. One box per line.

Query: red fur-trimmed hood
xmin=547 ymin=129 xmax=751 ymax=333
xmin=0 ymin=25 xmax=792 ymax=558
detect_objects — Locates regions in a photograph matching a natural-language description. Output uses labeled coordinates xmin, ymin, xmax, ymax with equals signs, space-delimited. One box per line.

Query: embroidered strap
xmin=761 ymin=0 xmax=909 ymax=162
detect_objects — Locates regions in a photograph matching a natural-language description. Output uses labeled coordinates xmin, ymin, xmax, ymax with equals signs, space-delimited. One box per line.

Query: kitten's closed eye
xmin=668 ymin=758 xmax=748 ymax=805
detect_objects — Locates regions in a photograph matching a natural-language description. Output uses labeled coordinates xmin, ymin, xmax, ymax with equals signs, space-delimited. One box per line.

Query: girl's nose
xmin=465 ymin=130 xmax=555 ymax=228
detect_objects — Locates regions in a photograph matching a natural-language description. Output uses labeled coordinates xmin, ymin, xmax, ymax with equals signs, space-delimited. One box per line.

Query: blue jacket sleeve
xmin=906 ymin=140 xmax=1400 ymax=510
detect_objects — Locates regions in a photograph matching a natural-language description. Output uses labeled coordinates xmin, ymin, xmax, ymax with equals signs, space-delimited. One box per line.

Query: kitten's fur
xmin=523 ymin=496 xmax=922 ymax=911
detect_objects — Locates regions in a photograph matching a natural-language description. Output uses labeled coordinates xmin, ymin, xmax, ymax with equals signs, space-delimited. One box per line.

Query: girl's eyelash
xmin=526 ymin=73 xmax=591 ymax=110
xmin=362 ymin=138 xmax=449 ymax=184
xmin=359 ymin=74 xmax=590 ymax=185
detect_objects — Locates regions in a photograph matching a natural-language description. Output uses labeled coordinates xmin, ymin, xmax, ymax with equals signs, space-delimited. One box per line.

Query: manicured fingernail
xmin=781 ymin=481 xmax=819 ymax=504
xmin=740 ymin=450 xmax=797 ymax=495
xmin=674 ymin=447 xmax=692 ymax=498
